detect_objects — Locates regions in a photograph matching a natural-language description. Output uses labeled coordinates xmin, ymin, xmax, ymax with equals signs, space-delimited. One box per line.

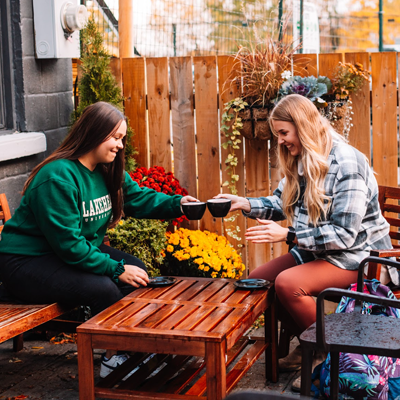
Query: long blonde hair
xmin=269 ymin=94 xmax=345 ymax=226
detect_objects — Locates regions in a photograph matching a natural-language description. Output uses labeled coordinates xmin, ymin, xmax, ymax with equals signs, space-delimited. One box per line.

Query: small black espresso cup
xmin=182 ymin=202 xmax=207 ymax=220
xmin=207 ymin=198 xmax=232 ymax=218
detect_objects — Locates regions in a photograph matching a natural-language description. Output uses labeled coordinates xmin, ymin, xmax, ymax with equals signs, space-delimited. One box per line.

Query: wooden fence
xmin=108 ymin=52 xmax=400 ymax=276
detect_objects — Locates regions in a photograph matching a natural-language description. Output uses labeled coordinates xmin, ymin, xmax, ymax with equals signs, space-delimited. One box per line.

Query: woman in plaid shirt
xmin=215 ymin=94 xmax=392 ymax=381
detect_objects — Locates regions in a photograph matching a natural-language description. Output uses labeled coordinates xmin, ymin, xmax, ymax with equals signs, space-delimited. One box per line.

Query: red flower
xmin=129 ymin=166 xmax=189 ymax=226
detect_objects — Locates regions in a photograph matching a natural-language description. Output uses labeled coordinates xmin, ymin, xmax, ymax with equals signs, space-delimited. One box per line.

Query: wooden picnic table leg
xmin=205 ymin=341 xmax=226 ymax=400
xmin=77 ymin=332 xmax=95 ymax=400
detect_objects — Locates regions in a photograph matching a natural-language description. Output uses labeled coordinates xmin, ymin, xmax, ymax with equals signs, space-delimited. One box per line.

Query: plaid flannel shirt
xmin=244 ymin=142 xmax=396 ymax=282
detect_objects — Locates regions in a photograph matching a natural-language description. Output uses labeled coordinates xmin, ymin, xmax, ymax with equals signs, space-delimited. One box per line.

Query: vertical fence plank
xmin=146 ymin=57 xmax=172 ymax=172
xmin=344 ymin=53 xmax=371 ymax=159
xmin=110 ymin=58 xmax=122 ymax=89
xmin=245 ymin=138 xmax=271 ymax=273
xmin=292 ymin=53 xmax=318 ymax=77
xmin=194 ymin=56 xmax=222 ymax=235
xmin=371 ymin=52 xmax=398 ymax=186
xmin=318 ymin=53 xmax=343 ymax=80
xmin=170 ymin=56 xmax=198 ymax=230
xmin=217 ymin=55 xmax=247 ymax=270
xmin=269 ymin=137 xmax=288 ymax=262
xmin=122 ymin=58 xmax=148 ymax=168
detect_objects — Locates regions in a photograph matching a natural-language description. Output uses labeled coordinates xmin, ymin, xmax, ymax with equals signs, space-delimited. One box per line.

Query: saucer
xmin=234 ymin=279 xmax=270 ymax=289
xmin=148 ymin=276 xmax=177 ymax=287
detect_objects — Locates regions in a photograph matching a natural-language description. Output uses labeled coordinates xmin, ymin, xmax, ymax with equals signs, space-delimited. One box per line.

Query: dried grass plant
xmin=226 ymin=8 xmax=302 ymax=108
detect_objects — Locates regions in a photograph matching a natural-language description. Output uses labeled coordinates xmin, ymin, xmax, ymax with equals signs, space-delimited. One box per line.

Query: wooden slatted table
xmin=77 ymin=277 xmax=278 ymax=400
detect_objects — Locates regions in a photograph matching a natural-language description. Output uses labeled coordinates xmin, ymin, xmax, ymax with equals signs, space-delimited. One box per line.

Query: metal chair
xmin=299 ymin=256 xmax=400 ymax=399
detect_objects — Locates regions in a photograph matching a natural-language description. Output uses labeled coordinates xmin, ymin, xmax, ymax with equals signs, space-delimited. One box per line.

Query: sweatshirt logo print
xmin=82 ymin=195 xmax=112 ymax=222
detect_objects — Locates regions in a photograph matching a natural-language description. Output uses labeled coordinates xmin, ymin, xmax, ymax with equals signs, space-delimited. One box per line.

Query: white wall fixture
xmin=32 ymin=0 xmax=88 ymax=59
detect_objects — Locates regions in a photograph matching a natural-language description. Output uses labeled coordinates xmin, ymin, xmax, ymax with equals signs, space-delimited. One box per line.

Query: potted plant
xmin=223 ymin=12 xmax=301 ymax=141
xmin=321 ymin=62 xmax=370 ymax=137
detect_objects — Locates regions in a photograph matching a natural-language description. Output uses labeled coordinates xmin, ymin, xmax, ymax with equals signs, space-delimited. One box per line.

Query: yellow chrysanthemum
xmin=163 ymin=228 xmax=244 ymax=279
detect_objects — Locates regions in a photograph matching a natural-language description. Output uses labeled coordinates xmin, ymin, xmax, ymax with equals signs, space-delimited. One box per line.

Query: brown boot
xmin=279 ymin=344 xmax=302 ymax=372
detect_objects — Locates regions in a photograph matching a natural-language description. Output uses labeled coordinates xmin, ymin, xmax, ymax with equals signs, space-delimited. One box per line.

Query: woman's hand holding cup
xmin=213 ymin=194 xmax=251 ymax=213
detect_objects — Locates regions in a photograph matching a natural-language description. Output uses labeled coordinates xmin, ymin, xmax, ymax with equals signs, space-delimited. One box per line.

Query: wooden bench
xmin=0 ymin=193 xmax=73 ymax=351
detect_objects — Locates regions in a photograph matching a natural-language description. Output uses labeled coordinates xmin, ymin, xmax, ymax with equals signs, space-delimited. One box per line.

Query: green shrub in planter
xmin=107 ymin=217 xmax=168 ymax=277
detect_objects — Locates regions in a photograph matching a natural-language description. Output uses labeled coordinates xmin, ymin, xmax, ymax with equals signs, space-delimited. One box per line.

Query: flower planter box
xmin=238 ymin=107 xmax=272 ymax=140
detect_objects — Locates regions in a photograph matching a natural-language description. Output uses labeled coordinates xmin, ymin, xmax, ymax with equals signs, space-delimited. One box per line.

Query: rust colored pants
xmin=248 ymin=253 xmax=358 ymax=335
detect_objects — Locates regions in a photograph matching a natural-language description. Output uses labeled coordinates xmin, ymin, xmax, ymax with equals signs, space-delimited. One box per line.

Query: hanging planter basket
xmin=238 ymin=105 xmax=273 ymax=140
xmin=320 ymin=96 xmax=352 ymax=139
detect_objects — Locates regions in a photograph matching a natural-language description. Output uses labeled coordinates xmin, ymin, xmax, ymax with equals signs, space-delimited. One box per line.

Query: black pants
xmin=0 ymin=245 xmax=146 ymax=315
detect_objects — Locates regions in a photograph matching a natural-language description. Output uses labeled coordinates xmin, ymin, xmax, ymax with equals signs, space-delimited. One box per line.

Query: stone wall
xmin=0 ymin=0 xmax=73 ymax=214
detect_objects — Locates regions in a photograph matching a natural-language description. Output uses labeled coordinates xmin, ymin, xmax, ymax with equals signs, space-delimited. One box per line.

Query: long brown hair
xmin=23 ymin=102 xmax=127 ymax=227
xmin=269 ymin=94 xmax=344 ymax=226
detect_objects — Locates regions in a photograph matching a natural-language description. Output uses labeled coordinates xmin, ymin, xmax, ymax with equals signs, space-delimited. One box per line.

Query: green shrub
xmin=74 ymin=17 xmax=137 ymax=172
xmin=107 ymin=218 xmax=168 ymax=277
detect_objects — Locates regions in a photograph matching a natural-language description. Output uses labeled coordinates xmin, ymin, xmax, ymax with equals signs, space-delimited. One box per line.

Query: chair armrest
xmin=316 ymin=286 xmax=400 ymax=351
xmin=370 ymin=249 xmax=400 ymax=258
xmin=357 ymin=256 xmax=400 ymax=291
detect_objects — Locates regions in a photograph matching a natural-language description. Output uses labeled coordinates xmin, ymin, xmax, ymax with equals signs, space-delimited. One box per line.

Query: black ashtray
xmin=182 ymin=202 xmax=207 ymax=220
xmin=148 ymin=277 xmax=177 ymax=287
xmin=234 ymin=279 xmax=270 ymax=290
xmin=207 ymin=199 xmax=232 ymax=218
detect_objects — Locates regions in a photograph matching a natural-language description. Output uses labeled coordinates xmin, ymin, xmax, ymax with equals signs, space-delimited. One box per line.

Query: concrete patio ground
xmin=0 ymin=327 xmax=302 ymax=400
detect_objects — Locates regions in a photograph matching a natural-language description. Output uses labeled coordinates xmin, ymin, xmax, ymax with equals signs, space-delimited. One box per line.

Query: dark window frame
xmin=0 ymin=1 xmax=15 ymax=132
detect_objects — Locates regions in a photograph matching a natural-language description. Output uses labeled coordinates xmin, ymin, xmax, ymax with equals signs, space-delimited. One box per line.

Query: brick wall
xmin=0 ymin=0 xmax=73 ymax=214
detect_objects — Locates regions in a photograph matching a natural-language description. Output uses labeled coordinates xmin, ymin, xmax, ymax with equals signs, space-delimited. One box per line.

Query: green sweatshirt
xmin=0 ymin=159 xmax=183 ymax=280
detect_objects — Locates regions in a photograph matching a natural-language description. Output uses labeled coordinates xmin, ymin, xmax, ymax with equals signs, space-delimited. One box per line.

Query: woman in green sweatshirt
xmin=0 ymin=102 xmax=198 ymax=377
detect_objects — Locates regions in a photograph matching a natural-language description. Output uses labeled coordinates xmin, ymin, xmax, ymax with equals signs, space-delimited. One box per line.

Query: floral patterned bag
xmin=317 ymin=280 xmax=400 ymax=400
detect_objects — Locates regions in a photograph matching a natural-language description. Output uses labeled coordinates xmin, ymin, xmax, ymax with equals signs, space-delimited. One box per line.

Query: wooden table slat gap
xmin=174 ymin=280 xmax=215 ymax=301
xmin=117 ymin=302 xmax=165 ymax=328
xmin=193 ymin=307 xmax=235 ymax=333
xmin=183 ymin=279 xmax=230 ymax=302
xmin=158 ymin=280 xmax=198 ymax=300
xmin=156 ymin=304 xmax=202 ymax=330
xmin=118 ymin=353 xmax=171 ymax=390
xmin=96 ymin=352 xmax=149 ymax=388
xmin=138 ymin=355 xmax=192 ymax=392
xmin=174 ymin=305 xmax=218 ymax=331
xmin=226 ymin=340 xmax=268 ymax=392
xmin=163 ymin=356 xmax=206 ymax=394
xmin=205 ymin=285 xmax=237 ymax=303
xmin=126 ymin=297 xmax=250 ymax=309
xmin=135 ymin=303 xmax=184 ymax=329
xmin=100 ymin=301 xmax=150 ymax=329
